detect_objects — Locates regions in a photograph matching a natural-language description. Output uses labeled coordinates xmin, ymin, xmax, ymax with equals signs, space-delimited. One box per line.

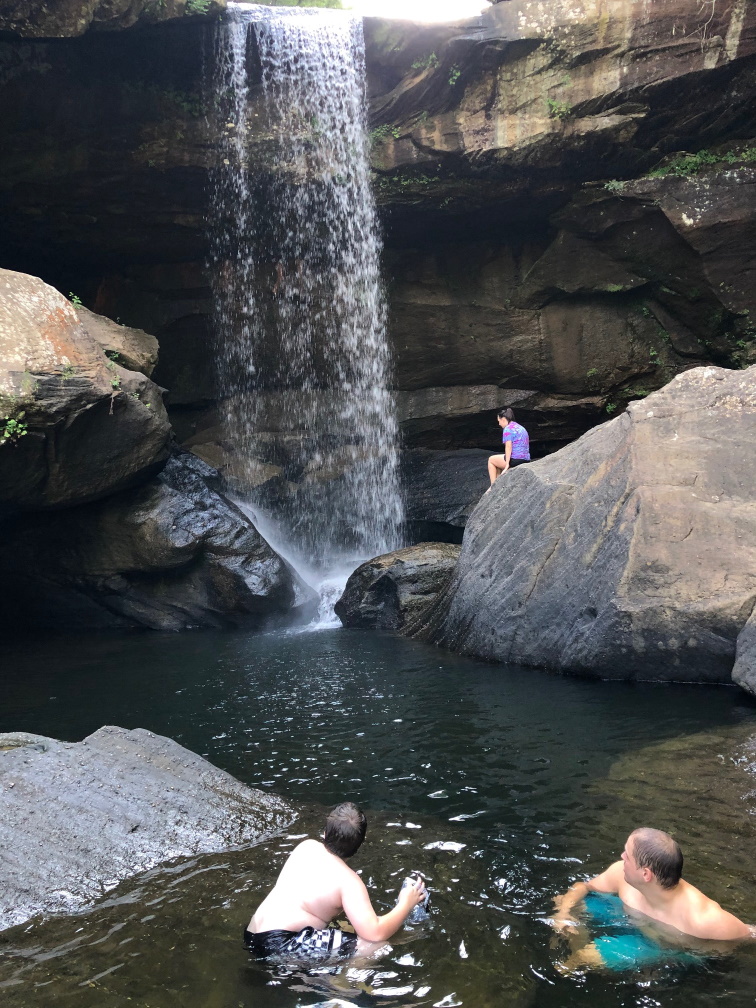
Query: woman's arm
xmin=503 ymin=439 xmax=512 ymax=469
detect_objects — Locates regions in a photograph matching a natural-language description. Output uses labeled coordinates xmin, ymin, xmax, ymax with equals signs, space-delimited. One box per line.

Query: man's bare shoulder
xmin=589 ymin=860 xmax=624 ymax=893
xmin=682 ymin=882 xmax=751 ymax=940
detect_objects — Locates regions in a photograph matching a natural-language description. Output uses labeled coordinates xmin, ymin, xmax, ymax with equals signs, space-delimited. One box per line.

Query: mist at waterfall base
xmin=3 ymin=629 xmax=756 ymax=1007
xmin=210 ymin=4 xmax=403 ymax=624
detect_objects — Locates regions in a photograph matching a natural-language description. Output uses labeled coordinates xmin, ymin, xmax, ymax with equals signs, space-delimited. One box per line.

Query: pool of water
xmin=1 ymin=628 xmax=756 ymax=1007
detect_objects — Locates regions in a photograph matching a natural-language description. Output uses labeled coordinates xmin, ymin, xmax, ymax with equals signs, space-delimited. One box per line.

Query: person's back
xmin=245 ymin=802 xmax=426 ymax=961
xmin=250 ymin=838 xmax=355 ymax=933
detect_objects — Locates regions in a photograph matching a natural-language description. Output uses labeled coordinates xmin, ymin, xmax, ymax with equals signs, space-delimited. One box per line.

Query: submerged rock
xmin=0 ymin=452 xmax=297 ymax=631
xmin=411 ymin=365 xmax=756 ymax=689
xmin=335 ymin=543 xmax=461 ymax=631
xmin=0 ymin=725 xmax=294 ymax=932
xmin=0 ymin=269 xmax=171 ymax=516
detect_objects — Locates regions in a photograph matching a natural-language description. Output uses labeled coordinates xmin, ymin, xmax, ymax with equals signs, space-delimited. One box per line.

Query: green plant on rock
xmin=411 ymin=52 xmax=439 ymax=72
xmin=448 ymin=66 xmax=461 ymax=86
xmin=186 ymin=0 xmax=212 ymax=13
xmin=369 ymin=123 xmax=402 ymax=146
xmin=586 ymin=368 xmax=599 ymax=377
xmin=68 ymin=292 xmax=82 ymax=306
xmin=1 ymin=413 xmax=28 ymax=445
xmin=605 ymin=402 xmax=617 ymax=414
xmin=604 ymin=179 xmax=627 ymax=195
xmin=647 ymin=145 xmax=756 ymax=179
xmin=106 ymin=359 xmax=122 ymax=391
xmin=547 ymin=98 xmax=572 ymax=121
xmin=61 ymin=363 xmax=77 ymax=379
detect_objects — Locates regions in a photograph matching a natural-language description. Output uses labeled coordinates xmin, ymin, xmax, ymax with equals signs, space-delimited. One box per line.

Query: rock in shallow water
xmin=335 ymin=543 xmax=461 ymax=632
xmin=0 ymin=725 xmax=295 ymax=932
xmin=411 ymin=365 xmax=756 ymax=689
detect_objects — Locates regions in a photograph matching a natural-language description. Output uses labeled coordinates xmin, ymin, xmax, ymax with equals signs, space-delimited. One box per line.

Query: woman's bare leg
xmin=487 ymin=454 xmax=507 ymax=486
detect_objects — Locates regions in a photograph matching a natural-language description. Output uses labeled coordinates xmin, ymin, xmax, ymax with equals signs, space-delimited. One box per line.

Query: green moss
xmin=647 ymin=144 xmax=756 ymax=179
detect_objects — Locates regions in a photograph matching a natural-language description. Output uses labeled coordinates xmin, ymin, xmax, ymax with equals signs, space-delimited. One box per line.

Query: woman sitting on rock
xmin=487 ymin=408 xmax=530 ymax=490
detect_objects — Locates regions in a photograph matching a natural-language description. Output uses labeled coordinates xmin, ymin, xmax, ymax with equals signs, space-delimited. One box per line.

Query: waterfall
xmin=209 ymin=3 xmax=403 ymax=624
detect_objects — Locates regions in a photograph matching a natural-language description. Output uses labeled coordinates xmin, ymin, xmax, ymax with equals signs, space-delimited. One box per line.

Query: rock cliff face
xmin=0 ymin=1 xmax=754 ymax=546
xmin=410 ymin=365 xmax=756 ymax=690
xmin=0 ymin=0 xmax=224 ymax=38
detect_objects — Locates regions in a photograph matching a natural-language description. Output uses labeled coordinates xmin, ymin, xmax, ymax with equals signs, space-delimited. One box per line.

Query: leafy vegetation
xmin=185 ymin=0 xmax=212 ymax=12
xmin=605 ymin=402 xmax=617 ymax=414
xmin=68 ymin=292 xmax=82 ymax=306
xmin=604 ymin=179 xmax=627 ymax=195
xmin=412 ymin=52 xmax=439 ymax=72
xmin=547 ymin=98 xmax=572 ymax=121
xmin=370 ymin=123 xmax=402 ymax=146
xmin=647 ymin=145 xmax=756 ymax=178
xmin=1 ymin=413 xmax=28 ymax=446
xmin=448 ymin=66 xmax=461 ymax=86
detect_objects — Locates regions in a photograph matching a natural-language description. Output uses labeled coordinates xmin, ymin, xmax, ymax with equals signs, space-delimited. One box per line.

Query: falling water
xmin=209 ymin=3 xmax=403 ymax=621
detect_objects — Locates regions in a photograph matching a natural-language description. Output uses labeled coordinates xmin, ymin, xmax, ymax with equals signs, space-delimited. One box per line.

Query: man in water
xmin=244 ymin=801 xmax=427 ymax=960
xmin=552 ymin=827 xmax=754 ymax=969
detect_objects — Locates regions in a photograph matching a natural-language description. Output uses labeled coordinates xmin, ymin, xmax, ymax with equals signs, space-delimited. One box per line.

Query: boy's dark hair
xmin=630 ymin=828 xmax=683 ymax=889
xmin=498 ymin=408 xmax=515 ymax=421
xmin=324 ymin=802 xmax=367 ymax=859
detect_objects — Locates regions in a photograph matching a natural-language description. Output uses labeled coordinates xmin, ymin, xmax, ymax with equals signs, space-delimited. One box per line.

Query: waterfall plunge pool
xmin=1 ymin=627 xmax=756 ymax=1007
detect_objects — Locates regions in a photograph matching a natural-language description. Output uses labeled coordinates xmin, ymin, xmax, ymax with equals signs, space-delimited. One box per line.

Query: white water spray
xmin=209 ymin=4 xmax=403 ymax=625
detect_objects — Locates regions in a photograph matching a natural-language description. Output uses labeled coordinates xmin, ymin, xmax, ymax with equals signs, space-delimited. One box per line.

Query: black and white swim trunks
xmin=244 ymin=926 xmax=357 ymax=961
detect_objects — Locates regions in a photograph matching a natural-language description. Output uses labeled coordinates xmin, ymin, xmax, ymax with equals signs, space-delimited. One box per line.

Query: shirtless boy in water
xmin=245 ymin=802 xmax=426 ymax=959
xmin=552 ymin=828 xmax=753 ymax=969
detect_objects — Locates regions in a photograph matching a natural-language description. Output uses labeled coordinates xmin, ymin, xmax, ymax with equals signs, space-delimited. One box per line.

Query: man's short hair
xmin=630 ymin=828 xmax=683 ymax=889
xmin=324 ymin=802 xmax=367 ymax=859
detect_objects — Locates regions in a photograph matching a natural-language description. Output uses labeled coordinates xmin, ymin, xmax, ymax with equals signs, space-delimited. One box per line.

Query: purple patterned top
xmin=502 ymin=421 xmax=530 ymax=459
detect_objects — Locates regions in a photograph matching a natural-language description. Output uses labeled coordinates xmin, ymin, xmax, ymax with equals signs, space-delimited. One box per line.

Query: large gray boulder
xmin=335 ymin=543 xmax=461 ymax=631
xmin=0 ymin=269 xmax=171 ymax=516
xmin=412 ymin=365 xmax=756 ymax=688
xmin=0 ymin=452 xmax=297 ymax=631
xmin=0 ymin=725 xmax=294 ymax=931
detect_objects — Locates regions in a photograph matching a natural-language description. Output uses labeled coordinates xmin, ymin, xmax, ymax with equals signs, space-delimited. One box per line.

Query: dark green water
xmin=1 ymin=628 xmax=756 ymax=1008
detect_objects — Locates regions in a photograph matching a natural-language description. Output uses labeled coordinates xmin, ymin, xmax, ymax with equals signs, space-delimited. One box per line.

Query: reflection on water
xmin=1 ymin=628 xmax=755 ymax=1007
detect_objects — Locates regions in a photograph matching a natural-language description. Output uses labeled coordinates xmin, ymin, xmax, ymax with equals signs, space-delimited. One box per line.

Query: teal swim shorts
xmin=583 ymin=893 xmax=702 ymax=972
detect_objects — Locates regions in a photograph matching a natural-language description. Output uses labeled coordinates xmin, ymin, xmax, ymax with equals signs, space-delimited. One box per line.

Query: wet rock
xmin=0 ymin=452 xmax=297 ymax=631
xmin=411 ymin=365 xmax=756 ymax=687
xmin=335 ymin=543 xmax=461 ymax=631
xmin=0 ymin=724 xmax=294 ymax=931
xmin=0 ymin=269 xmax=171 ymax=515
xmin=733 ymin=609 xmax=756 ymax=696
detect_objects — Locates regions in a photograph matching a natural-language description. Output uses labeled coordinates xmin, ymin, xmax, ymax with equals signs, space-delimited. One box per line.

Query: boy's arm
xmin=340 ymin=874 xmax=425 ymax=943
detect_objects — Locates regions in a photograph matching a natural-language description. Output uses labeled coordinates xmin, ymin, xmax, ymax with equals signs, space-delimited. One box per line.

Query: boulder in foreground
xmin=335 ymin=543 xmax=461 ymax=631
xmin=411 ymin=365 xmax=756 ymax=689
xmin=0 ymin=725 xmax=295 ymax=932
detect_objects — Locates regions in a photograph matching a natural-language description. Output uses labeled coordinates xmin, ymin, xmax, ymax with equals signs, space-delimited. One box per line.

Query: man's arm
xmin=552 ymin=861 xmax=623 ymax=931
xmin=340 ymin=874 xmax=426 ymax=943
xmin=697 ymin=904 xmax=753 ymax=941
